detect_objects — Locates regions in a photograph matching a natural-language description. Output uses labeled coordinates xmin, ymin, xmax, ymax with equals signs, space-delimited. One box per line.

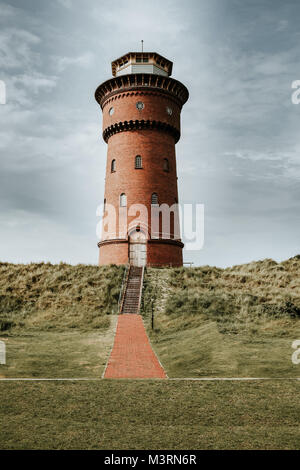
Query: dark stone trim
xmin=98 ymin=238 xmax=184 ymax=249
xmin=103 ymin=119 xmax=180 ymax=143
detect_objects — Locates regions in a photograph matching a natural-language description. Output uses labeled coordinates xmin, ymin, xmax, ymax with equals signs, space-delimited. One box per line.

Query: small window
xmin=163 ymin=158 xmax=170 ymax=172
xmin=151 ymin=193 xmax=159 ymax=205
xmin=136 ymin=101 xmax=144 ymax=110
xmin=135 ymin=155 xmax=142 ymax=169
xmin=109 ymin=107 xmax=114 ymax=116
xmin=111 ymin=159 xmax=116 ymax=172
xmin=120 ymin=193 xmax=127 ymax=207
xmin=143 ymin=57 xmax=148 ymax=63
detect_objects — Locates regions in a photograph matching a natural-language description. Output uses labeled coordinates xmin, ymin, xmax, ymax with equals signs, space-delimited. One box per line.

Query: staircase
xmin=120 ymin=266 xmax=144 ymax=314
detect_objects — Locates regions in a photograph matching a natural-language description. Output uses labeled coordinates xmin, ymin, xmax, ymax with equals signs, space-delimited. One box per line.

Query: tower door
xmin=129 ymin=231 xmax=147 ymax=267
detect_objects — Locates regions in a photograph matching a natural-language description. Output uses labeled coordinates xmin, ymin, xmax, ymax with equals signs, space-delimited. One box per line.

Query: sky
xmin=0 ymin=0 xmax=299 ymax=267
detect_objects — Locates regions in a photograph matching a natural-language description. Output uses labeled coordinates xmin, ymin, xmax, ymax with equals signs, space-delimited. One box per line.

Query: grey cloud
xmin=0 ymin=0 xmax=299 ymax=266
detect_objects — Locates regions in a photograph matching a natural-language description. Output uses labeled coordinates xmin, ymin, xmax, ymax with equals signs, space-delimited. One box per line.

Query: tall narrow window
xmin=163 ymin=158 xmax=170 ymax=172
xmin=120 ymin=193 xmax=127 ymax=207
xmin=111 ymin=159 xmax=116 ymax=172
xmin=151 ymin=193 xmax=159 ymax=205
xmin=135 ymin=155 xmax=142 ymax=169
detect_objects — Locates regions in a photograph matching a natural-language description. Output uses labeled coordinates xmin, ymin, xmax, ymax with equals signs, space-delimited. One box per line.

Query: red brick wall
xmin=99 ymin=242 xmax=128 ymax=266
xmin=98 ymin=88 xmax=184 ymax=267
xmin=147 ymin=241 xmax=183 ymax=267
xmin=104 ymin=129 xmax=179 ymax=236
xmin=102 ymin=91 xmax=181 ymax=135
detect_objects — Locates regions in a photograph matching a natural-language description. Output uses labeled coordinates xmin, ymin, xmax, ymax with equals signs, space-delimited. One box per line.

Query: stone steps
xmin=120 ymin=266 xmax=143 ymax=314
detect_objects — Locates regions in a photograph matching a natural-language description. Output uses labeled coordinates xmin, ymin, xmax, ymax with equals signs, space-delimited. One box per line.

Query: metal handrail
xmin=137 ymin=266 xmax=145 ymax=314
xmin=117 ymin=264 xmax=129 ymax=313
xmin=147 ymin=263 xmax=173 ymax=268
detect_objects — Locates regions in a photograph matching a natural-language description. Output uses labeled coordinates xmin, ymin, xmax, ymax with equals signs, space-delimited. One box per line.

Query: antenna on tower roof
xmin=141 ymin=40 xmax=144 ymax=53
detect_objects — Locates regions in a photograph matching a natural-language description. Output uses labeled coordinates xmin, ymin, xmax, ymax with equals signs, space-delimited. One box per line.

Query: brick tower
xmin=95 ymin=51 xmax=189 ymax=267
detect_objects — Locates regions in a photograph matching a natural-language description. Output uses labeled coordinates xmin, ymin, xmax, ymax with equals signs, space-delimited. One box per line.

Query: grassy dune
xmin=142 ymin=257 xmax=300 ymax=377
xmin=1 ymin=257 xmax=300 ymax=379
xmin=0 ymin=258 xmax=300 ymax=450
xmin=0 ymin=263 xmax=124 ymax=378
xmin=0 ymin=262 xmax=124 ymax=331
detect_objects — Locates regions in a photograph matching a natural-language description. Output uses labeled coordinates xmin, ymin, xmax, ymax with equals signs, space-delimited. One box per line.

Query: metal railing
xmin=147 ymin=263 xmax=175 ymax=268
xmin=137 ymin=266 xmax=145 ymax=314
xmin=117 ymin=264 xmax=129 ymax=314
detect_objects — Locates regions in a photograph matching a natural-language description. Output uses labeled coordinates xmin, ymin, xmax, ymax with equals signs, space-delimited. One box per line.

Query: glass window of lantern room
xmin=120 ymin=193 xmax=127 ymax=207
xmin=151 ymin=193 xmax=159 ymax=205
xmin=135 ymin=155 xmax=142 ymax=169
xmin=111 ymin=159 xmax=116 ymax=172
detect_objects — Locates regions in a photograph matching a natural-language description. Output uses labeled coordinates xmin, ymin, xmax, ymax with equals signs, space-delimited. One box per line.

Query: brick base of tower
xmin=98 ymin=240 xmax=183 ymax=267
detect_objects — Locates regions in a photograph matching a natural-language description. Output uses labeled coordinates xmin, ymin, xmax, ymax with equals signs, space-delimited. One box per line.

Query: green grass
xmin=146 ymin=321 xmax=300 ymax=378
xmin=0 ymin=380 xmax=299 ymax=449
xmin=0 ymin=262 xmax=124 ymax=378
xmin=141 ymin=257 xmax=300 ymax=378
xmin=1 ymin=258 xmax=300 ymax=450
xmin=2 ymin=257 xmax=300 ymax=379
xmin=0 ymin=317 xmax=117 ymax=378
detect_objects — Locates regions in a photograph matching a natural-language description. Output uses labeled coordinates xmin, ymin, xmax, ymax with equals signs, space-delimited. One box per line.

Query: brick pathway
xmin=104 ymin=314 xmax=167 ymax=379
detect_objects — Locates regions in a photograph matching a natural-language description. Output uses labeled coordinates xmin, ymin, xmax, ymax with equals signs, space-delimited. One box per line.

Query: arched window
xmin=120 ymin=193 xmax=127 ymax=207
xmin=135 ymin=155 xmax=142 ymax=169
xmin=163 ymin=158 xmax=170 ymax=172
xmin=151 ymin=193 xmax=159 ymax=205
xmin=111 ymin=159 xmax=116 ymax=172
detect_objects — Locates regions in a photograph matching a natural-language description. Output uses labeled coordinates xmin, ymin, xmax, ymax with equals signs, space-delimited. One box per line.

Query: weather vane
xmin=141 ymin=40 xmax=144 ymax=53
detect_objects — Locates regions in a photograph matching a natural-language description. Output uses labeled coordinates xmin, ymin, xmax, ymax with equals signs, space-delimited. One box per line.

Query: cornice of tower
xmin=95 ymin=73 xmax=189 ymax=109
xmin=98 ymin=238 xmax=184 ymax=249
xmin=102 ymin=118 xmax=181 ymax=143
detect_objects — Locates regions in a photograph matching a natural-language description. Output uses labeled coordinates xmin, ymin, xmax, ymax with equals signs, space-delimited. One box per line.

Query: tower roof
xmin=111 ymin=52 xmax=173 ymax=78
